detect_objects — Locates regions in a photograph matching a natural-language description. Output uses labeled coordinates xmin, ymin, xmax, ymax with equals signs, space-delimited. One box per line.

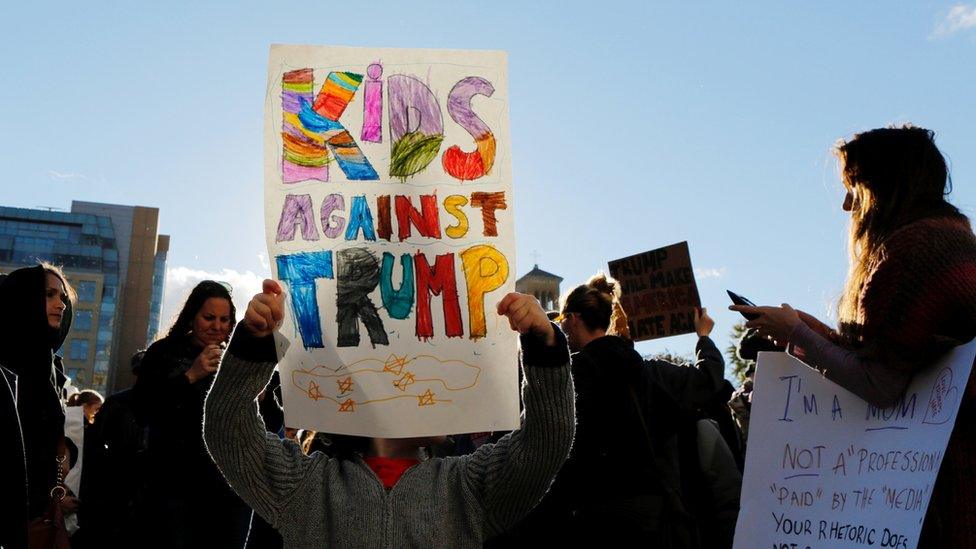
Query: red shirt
xmin=364 ymin=456 xmax=420 ymax=490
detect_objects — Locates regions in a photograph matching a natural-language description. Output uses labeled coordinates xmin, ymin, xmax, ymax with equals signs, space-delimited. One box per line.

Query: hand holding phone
xmin=726 ymin=290 xmax=762 ymax=320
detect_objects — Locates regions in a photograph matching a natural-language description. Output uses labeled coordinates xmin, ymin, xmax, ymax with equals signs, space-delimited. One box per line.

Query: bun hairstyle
xmin=561 ymin=273 xmax=630 ymax=338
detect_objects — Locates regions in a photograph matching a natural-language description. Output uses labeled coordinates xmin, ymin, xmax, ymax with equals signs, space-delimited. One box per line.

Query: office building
xmin=0 ymin=202 xmax=169 ymax=394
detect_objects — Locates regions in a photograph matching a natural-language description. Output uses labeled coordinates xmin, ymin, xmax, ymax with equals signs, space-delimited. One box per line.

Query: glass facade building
xmin=147 ymin=234 xmax=169 ymax=343
xmin=0 ymin=206 xmax=120 ymax=391
xmin=1 ymin=202 xmax=169 ymax=394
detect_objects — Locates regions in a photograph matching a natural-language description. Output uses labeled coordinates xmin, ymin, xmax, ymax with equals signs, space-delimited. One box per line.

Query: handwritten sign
xmin=264 ymin=44 xmax=518 ymax=438
xmin=607 ymin=241 xmax=701 ymax=340
xmin=734 ymin=341 xmax=976 ymax=549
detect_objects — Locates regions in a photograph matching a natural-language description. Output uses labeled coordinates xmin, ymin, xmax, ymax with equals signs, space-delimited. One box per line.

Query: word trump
xmin=276 ymin=244 xmax=508 ymax=349
xmin=282 ymin=65 xmax=497 ymax=183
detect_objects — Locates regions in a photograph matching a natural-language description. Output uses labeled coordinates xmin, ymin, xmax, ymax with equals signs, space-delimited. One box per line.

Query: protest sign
xmin=607 ymin=241 xmax=701 ymax=340
xmin=263 ymin=44 xmax=518 ymax=438
xmin=734 ymin=341 xmax=976 ymax=549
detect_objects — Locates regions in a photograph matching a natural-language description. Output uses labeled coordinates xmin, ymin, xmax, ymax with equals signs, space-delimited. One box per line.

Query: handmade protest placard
xmin=733 ymin=341 xmax=976 ymax=549
xmin=263 ymin=44 xmax=518 ymax=438
xmin=607 ymin=241 xmax=701 ymax=341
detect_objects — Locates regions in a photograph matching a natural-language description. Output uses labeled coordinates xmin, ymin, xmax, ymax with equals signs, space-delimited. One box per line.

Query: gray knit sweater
xmin=204 ymin=326 xmax=575 ymax=548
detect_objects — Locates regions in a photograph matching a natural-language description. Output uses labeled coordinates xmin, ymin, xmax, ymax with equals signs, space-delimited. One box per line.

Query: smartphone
xmin=726 ymin=290 xmax=761 ymax=320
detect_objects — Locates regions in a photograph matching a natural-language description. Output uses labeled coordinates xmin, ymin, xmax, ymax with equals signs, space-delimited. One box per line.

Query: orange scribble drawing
xmin=307 ymin=380 xmax=324 ymax=401
xmin=336 ymin=376 xmax=354 ymax=395
xmin=291 ymin=353 xmax=476 ymax=411
xmin=383 ymin=353 xmax=409 ymax=375
xmin=418 ymin=389 xmax=437 ymax=406
xmin=393 ymin=372 xmax=416 ymax=391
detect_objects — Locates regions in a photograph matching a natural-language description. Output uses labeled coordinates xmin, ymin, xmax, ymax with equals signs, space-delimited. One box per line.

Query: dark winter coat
xmin=134 ymin=334 xmax=251 ymax=548
xmin=0 ymin=363 xmax=28 ymax=549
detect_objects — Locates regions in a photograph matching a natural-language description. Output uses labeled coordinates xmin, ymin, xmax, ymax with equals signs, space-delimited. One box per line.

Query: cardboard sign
xmin=607 ymin=241 xmax=701 ymax=340
xmin=734 ymin=341 xmax=976 ymax=549
xmin=263 ymin=44 xmax=518 ymax=438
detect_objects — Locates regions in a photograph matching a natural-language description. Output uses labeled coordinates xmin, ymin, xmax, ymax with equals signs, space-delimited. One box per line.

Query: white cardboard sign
xmin=734 ymin=341 xmax=976 ymax=549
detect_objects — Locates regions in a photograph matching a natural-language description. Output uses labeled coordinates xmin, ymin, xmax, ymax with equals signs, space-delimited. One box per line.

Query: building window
xmin=69 ymin=339 xmax=89 ymax=361
xmin=73 ymin=310 xmax=93 ymax=331
xmin=76 ymin=281 xmax=97 ymax=303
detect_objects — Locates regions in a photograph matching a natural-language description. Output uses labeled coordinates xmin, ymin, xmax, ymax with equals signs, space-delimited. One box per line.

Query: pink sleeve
xmin=787 ymin=322 xmax=913 ymax=408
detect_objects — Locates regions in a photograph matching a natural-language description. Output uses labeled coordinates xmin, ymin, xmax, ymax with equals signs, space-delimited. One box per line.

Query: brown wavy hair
xmin=835 ymin=125 xmax=960 ymax=340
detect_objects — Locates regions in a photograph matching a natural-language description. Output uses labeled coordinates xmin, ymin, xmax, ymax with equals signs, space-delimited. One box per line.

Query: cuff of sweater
xmin=228 ymin=322 xmax=278 ymax=363
xmin=788 ymin=322 xmax=817 ymax=364
xmin=520 ymin=322 xmax=570 ymax=369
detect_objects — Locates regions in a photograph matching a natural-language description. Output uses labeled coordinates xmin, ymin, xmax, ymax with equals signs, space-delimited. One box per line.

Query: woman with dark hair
xmin=0 ymin=264 xmax=74 ymax=543
xmin=135 ymin=280 xmax=251 ymax=548
xmin=732 ymin=125 xmax=976 ymax=545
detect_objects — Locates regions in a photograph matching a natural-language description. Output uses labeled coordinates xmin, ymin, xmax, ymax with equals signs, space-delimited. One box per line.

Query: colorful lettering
xmin=414 ymin=252 xmax=463 ymax=339
xmin=276 ymin=194 xmax=320 ymax=242
xmin=460 ymin=245 xmax=509 ymax=339
xmin=361 ymin=63 xmax=383 ymax=143
xmin=394 ymin=194 xmax=442 ymax=241
xmin=380 ymin=252 xmax=415 ymax=319
xmin=443 ymin=194 xmax=469 ymax=239
xmin=295 ymin=71 xmax=379 ymax=180
xmin=282 ymin=69 xmax=329 ymax=183
xmin=442 ymin=77 xmax=496 ymax=181
xmin=388 ymin=75 xmax=444 ymax=179
xmin=276 ymin=251 xmax=334 ymax=349
xmin=470 ymin=192 xmax=507 ymax=236
xmin=336 ymin=248 xmax=388 ymax=347
xmin=320 ymin=193 xmax=345 ymax=239
xmin=376 ymin=195 xmax=392 ymax=242
xmin=345 ymin=195 xmax=377 ymax=241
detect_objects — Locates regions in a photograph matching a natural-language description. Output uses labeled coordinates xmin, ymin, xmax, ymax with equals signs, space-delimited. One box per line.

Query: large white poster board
xmin=734 ymin=341 xmax=976 ymax=549
xmin=263 ymin=44 xmax=518 ymax=438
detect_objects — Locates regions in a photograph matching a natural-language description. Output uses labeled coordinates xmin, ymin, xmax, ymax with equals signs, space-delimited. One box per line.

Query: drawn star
xmin=338 ymin=398 xmax=356 ymax=412
xmin=307 ymin=380 xmax=323 ymax=401
xmin=393 ymin=372 xmax=416 ymax=392
xmin=336 ymin=376 xmax=354 ymax=395
xmin=383 ymin=353 xmax=409 ymax=376
xmin=418 ymin=389 xmax=436 ymax=406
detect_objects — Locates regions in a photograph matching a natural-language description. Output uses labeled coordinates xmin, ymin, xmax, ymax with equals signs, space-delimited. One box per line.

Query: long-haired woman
xmin=732 ymin=126 xmax=976 ymax=545
xmin=135 ymin=280 xmax=252 ymax=548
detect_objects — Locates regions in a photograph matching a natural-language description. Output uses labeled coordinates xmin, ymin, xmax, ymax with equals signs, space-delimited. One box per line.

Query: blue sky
xmin=3 ymin=1 xmax=975 ymax=364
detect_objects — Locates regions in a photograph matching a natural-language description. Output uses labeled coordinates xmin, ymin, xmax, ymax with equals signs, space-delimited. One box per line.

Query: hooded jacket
xmin=0 ymin=265 xmax=72 ymax=519
xmin=0 ymin=362 xmax=28 ymax=549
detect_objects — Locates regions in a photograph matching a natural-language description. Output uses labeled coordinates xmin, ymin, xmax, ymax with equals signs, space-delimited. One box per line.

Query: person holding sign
xmin=731 ymin=126 xmax=976 ymax=546
xmin=203 ymin=280 xmax=574 ymax=548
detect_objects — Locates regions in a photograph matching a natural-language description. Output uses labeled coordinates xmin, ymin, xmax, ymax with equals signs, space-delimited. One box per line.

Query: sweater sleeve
xmin=461 ymin=324 xmax=575 ymax=538
xmin=203 ymin=324 xmax=320 ymax=528
xmin=650 ymin=336 xmax=726 ymax=410
xmin=788 ymin=321 xmax=913 ymax=408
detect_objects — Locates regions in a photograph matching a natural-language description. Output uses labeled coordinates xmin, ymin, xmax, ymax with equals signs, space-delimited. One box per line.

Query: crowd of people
xmin=1 ymin=124 xmax=974 ymax=548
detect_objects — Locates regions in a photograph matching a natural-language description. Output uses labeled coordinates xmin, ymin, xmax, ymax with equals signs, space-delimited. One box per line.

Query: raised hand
xmin=244 ymin=279 xmax=285 ymax=338
xmin=496 ymin=292 xmax=556 ymax=347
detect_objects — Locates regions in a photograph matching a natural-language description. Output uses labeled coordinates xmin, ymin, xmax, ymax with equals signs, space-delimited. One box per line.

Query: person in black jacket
xmin=0 ymin=264 xmax=74 ymax=536
xmin=0 ymin=360 xmax=28 ymax=549
xmin=499 ymin=273 xmax=730 ymax=547
xmin=135 ymin=280 xmax=251 ymax=548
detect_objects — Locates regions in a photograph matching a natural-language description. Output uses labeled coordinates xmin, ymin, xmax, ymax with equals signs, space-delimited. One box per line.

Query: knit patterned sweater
xmin=204 ymin=325 xmax=575 ymax=548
